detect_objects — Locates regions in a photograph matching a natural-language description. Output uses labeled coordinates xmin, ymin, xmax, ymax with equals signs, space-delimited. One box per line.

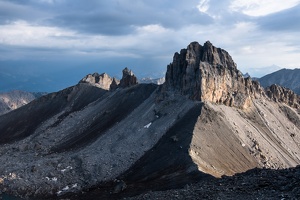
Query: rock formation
xmin=266 ymin=84 xmax=300 ymax=108
xmin=164 ymin=41 xmax=265 ymax=108
xmin=0 ymin=90 xmax=45 ymax=116
xmin=110 ymin=77 xmax=120 ymax=90
xmin=79 ymin=72 xmax=118 ymax=90
xmin=119 ymin=67 xmax=138 ymax=88
xmin=80 ymin=68 xmax=137 ymax=90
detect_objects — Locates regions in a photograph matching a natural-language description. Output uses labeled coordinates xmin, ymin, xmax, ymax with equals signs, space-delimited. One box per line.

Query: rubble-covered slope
xmin=190 ymin=100 xmax=300 ymax=177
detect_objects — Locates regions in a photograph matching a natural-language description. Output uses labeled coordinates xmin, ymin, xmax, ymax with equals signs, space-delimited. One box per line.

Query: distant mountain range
xmin=259 ymin=68 xmax=300 ymax=95
xmin=139 ymin=77 xmax=165 ymax=85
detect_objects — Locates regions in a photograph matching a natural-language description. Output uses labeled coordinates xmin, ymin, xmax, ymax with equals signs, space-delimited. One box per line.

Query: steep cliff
xmin=164 ymin=41 xmax=264 ymax=108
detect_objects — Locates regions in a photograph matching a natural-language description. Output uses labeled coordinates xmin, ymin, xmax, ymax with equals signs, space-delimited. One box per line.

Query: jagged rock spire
xmin=119 ymin=67 xmax=138 ymax=88
xmin=164 ymin=41 xmax=264 ymax=108
xmin=266 ymin=84 xmax=300 ymax=108
xmin=79 ymin=67 xmax=139 ymax=90
xmin=163 ymin=41 xmax=300 ymax=109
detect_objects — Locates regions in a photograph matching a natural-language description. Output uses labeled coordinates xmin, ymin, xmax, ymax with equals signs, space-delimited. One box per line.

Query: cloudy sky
xmin=1 ymin=0 xmax=300 ymax=92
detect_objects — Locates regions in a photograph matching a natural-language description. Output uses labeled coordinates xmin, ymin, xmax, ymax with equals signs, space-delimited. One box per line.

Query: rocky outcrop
xmin=110 ymin=77 xmax=120 ymax=90
xmin=0 ymin=90 xmax=43 ymax=115
xmin=79 ymin=73 xmax=118 ymax=90
xmin=266 ymin=84 xmax=300 ymax=108
xmin=119 ymin=67 xmax=138 ymax=88
xmin=80 ymin=68 xmax=137 ymax=90
xmin=164 ymin=41 xmax=264 ymax=108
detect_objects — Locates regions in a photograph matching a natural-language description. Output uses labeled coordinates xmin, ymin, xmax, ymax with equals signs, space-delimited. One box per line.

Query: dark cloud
xmin=51 ymin=10 xmax=212 ymax=35
xmin=0 ymin=1 xmax=48 ymax=24
xmin=49 ymin=12 xmax=137 ymax=35
xmin=257 ymin=4 xmax=300 ymax=32
xmin=0 ymin=0 xmax=214 ymax=35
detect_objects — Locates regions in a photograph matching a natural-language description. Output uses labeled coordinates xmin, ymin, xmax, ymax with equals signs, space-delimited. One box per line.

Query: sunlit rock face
xmin=164 ymin=41 xmax=264 ymax=108
xmin=79 ymin=72 xmax=117 ymax=90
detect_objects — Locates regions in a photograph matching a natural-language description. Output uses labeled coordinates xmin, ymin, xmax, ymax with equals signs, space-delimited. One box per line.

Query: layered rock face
xmin=165 ymin=41 xmax=264 ymax=108
xmin=266 ymin=84 xmax=300 ymax=108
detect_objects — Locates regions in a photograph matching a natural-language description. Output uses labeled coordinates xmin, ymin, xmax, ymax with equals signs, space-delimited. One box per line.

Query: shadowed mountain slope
xmin=0 ymin=84 xmax=107 ymax=144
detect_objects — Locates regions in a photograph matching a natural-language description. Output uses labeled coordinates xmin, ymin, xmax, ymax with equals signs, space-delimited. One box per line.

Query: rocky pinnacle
xmin=119 ymin=67 xmax=138 ymax=88
xmin=164 ymin=41 xmax=266 ymax=108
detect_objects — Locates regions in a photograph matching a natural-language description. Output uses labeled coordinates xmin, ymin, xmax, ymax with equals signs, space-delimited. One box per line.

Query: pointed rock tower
xmin=119 ymin=67 xmax=138 ymax=88
xmin=164 ymin=41 xmax=264 ymax=108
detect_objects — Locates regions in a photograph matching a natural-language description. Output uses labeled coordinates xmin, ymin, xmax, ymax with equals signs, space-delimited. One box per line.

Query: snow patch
xmin=57 ymin=183 xmax=78 ymax=195
xmin=62 ymin=185 xmax=69 ymax=191
xmin=46 ymin=177 xmax=57 ymax=182
xmin=61 ymin=166 xmax=73 ymax=173
xmin=144 ymin=122 xmax=152 ymax=129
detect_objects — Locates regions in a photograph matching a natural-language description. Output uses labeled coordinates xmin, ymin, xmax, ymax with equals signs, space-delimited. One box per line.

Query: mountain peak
xmin=164 ymin=41 xmax=263 ymax=108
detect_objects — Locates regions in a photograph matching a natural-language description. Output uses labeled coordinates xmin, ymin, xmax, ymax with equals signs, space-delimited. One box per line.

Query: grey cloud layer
xmin=1 ymin=0 xmax=213 ymax=35
xmin=49 ymin=1 xmax=213 ymax=35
